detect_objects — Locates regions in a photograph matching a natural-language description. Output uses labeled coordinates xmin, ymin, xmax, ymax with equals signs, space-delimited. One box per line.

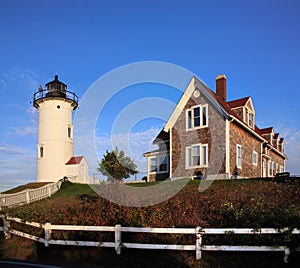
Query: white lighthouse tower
xmin=33 ymin=75 xmax=87 ymax=183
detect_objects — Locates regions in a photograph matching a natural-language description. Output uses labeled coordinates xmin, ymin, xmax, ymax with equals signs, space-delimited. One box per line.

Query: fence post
xmin=115 ymin=224 xmax=121 ymax=255
xmin=196 ymin=226 xmax=203 ymax=260
xmin=284 ymin=246 xmax=290 ymax=263
xmin=3 ymin=217 xmax=11 ymax=239
xmin=44 ymin=222 xmax=52 ymax=247
xmin=48 ymin=184 xmax=51 ymax=197
xmin=26 ymin=190 xmax=30 ymax=204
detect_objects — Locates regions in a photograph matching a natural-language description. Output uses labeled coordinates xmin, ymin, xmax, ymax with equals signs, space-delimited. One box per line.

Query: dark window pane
xmin=194 ymin=117 xmax=200 ymax=127
xmin=187 ymin=110 xmax=192 ymax=129
xmin=159 ymin=164 xmax=167 ymax=172
xmin=194 ymin=107 xmax=200 ymax=117
xmin=202 ymin=106 xmax=207 ymax=126
xmin=193 ymin=156 xmax=200 ymax=166
xmin=150 ymin=158 xmax=157 ymax=172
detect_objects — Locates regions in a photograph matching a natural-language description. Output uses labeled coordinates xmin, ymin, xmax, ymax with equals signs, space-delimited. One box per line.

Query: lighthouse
xmin=33 ymin=75 xmax=87 ymax=183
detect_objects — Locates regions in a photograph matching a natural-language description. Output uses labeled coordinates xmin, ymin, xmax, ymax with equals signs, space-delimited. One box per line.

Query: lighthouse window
xmin=57 ymin=105 xmax=60 ymax=109
xmin=68 ymin=127 xmax=72 ymax=138
xmin=39 ymin=146 xmax=44 ymax=158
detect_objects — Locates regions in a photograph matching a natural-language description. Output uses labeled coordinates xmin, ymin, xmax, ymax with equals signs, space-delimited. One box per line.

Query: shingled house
xmin=143 ymin=75 xmax=287 ymax=182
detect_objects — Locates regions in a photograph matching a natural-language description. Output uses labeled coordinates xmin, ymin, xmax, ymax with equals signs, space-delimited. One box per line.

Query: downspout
xmin=226 ymin=117 xmax=234 ymax=177
xmin=169 ymin=127 xmax=173 ymax=179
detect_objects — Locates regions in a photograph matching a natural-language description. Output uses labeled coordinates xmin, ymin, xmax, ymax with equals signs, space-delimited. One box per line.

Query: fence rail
xmin=0 ymin=180 xmax=62 ymax=208
xmin=0 ymin=216 xmax=299 ymax=263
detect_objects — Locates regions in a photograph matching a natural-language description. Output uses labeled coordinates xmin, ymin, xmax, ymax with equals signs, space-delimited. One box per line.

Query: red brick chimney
xmin=216 ymin=74 xmax=227 ymax=101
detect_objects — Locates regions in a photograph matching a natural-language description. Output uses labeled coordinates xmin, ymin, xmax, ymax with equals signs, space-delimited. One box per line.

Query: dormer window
xmin=186 ymin=104 xmax=208 ymax=130
xmin=270 ymin=135 xmax=273 ymax=146
xmin=247 ymin=110 xmax=254 ymax=128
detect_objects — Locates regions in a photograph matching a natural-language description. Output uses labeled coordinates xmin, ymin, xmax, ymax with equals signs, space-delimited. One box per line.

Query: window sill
xmin=149 ymin=171 xmax=169 ymax=174
xmin=185 ymin=165 xmax=208 ymax=169
xmin=186 ymin=125 xmax=208 ymax=132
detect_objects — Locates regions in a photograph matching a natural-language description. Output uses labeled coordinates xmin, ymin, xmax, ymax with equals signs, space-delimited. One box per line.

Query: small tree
xmin=98 ymin=148 xmax=138 ymax=182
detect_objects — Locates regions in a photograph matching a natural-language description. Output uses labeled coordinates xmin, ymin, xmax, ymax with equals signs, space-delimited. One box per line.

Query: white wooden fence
xmin=0 ymin=216 xmax=299 ymax=263
xmin=0 ymin=180 xmax=62 ymax=208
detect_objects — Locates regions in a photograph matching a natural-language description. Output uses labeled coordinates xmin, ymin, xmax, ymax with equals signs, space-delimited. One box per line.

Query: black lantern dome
xmin=45 ymin=74 xmax=67 ymax=98
xmin=33 ymin=74 xmax=78 ymax=110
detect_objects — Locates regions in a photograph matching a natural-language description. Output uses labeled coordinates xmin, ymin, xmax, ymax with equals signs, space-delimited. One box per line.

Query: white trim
xmin=245 ymin=97 xmax=255 ymax=114
xmin=260 ymin=143 xmax=263 ymax=177
xmin=164 ymin=77 xmax=195 ymax=132
xmin=164 ymin=77 xmax=229 ymax=132
xmin=185 ymin=143 xmax=208 ymax=169
xmin=186 ymin=104 xmax=208 ymax=131
xmin=170 ymin=127 xmax=173 ymax=178
xmin=225 ymin=119 xmax=230 ymax=174
xmin=144 ymin=150 xmax=168 ymax=157
xmin=216 ymin=74 xmax=227 ymax=80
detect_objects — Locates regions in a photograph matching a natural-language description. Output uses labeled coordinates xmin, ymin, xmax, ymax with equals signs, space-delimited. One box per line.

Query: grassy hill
xmin=1 ymin=179 xmax=300 ymax=267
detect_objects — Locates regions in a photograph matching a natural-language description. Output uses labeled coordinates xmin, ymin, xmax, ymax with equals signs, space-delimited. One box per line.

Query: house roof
xmin=153 ymin=130 xmax=169 ymax=144
xmin=260 ymin=127 xmax=274 ymax=135
xmin=146 ymin=76 xmax=286 ymax=159
xmin=227 ymin=97 xmax=251 ymax=108
xmin=143 ymin=149 xmax=166 ymax=157
xmin=65 ymin=156 xmax=84 ymax=165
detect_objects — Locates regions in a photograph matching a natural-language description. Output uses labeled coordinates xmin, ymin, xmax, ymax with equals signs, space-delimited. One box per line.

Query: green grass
xmin=50 ymin=180 xmax=94 ymax=198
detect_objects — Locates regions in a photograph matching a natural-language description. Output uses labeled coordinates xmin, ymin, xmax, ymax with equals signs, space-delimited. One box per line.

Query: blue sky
xmin=0 ymin=0 xmax=300 ymax=191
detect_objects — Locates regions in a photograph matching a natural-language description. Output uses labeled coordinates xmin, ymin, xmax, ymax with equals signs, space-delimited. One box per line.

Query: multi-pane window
xmin=247 ymin=111 xmax=254 ymax=128
xmin=150 ymin=155 xmax=169 ymax=173
xmin=252 ymin=151 xmax=258 ymax=165
xmin=236 ymin=144 xmax=242 ymax=168
xmin=150 ymin=158 xmax=157 ymax=172
xmin=159 ymin=156 xmax=168 ymax=172
xmin=269 ymin=161 xmax=274 ymax=176
xmin=186 ymin=105 xmax=208 ymax=130
xmin=186 ymin=144 xmax=208 ymax=168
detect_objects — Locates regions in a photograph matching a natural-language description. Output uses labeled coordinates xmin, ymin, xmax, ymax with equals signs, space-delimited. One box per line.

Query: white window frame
xmin=269 ymin=161 xmax=274 ymax=177
xmin=252 ymin=151 xmax=258 ymax=166
xmin=247 ymin=110 xmax=254 ymax=128
xmin=149 ymin=155 xmax=169 ymax=174
xmin=236 ymin=144 xmax=242 ymax=169
xmin=280 ymin=165 xmax=284 ymax=173
xmin=186 ymin=104 xmax=208 ymax=131
xmin=186 ymin=143 xmax=208 ymax=169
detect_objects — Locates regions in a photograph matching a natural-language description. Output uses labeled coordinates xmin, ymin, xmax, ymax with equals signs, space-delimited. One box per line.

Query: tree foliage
xmin=97 ymin=148 xmax=138 ymax=181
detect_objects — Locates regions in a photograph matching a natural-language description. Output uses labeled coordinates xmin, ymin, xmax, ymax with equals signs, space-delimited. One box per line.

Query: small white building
xmin=33 ymin=75 xmax=88 ymax=183
xmin=65 ymin=156 xmax=89 ymax=183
